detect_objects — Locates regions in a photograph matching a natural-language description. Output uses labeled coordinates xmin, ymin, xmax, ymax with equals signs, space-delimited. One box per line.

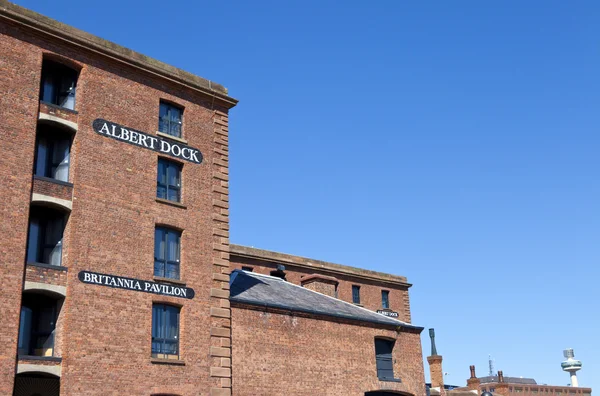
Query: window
xmin=375 ymin=338 xmax=395 ymax=381
xmin=154 ymin=227 xmax=181 ymax=280
xmin=159 ymin=101 xmax=183 ymax=138
xmin=18 ymin=293 xmax=61 ymax=357
xmin=157 ymin=158 xmax=182 ymax=202
xmin=26 ymin=206 xmax=65 ymax=266
xmin=40 ymin=59 xmax=78 ymax=110
xmin=152 ymin=304 xmax=180 ymax=359
xmin=352 ymin=285 xmax=361 ymax=304
xmin=34 ymin=125 xmax=71 ymax=182
xmin=241 ymin=266 xmax=253 ymax=272
xmin=382 ymin=290 xmax=389 ymax=309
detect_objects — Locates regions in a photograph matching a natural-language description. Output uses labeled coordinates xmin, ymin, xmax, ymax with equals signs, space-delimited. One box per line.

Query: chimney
xmin=270 ymin=264 xmax=287 ymax=280
xmin=467 ymin=365 xmax=481 ymax=391
xmin=300 ymin=274 xmax=339 ymax=298
xmin=427 ymin=328 xmax=445 ymax=396
xmin=495 ymin=370 xmax=510 ymax=396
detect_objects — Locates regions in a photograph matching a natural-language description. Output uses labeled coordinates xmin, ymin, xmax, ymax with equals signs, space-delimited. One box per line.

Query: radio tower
xmin=561 ymin=349 xmax=582 ymax=387
xmin=488 ymin=355 xmax=495 ymax=376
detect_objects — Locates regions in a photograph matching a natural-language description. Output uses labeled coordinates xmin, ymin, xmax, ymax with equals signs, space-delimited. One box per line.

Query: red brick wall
xmin=0 ymin=18 xmax=41 ymax=394
xmin=0 ymin=15 xmax=233 ymax=396
xmin=32 ymin=177 xmax=73 ymax=201
xmin=24 ymin=264 xmax=68 ymax=286
xmin=231 ymin=257 xmax=413 ymax=323
xmin=231 ymin=305 xmax=426 ymax=396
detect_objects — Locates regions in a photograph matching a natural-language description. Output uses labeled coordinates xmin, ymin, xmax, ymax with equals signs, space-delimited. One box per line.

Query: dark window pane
xmin=34 ymin=127 xmax=71 ymax=182
xmin=158 ymin=102 xmax=183 ymax=137
xmin=154 ymin=227 xmax=181 ymax=280
xmin=27 ymin=208 xmax=64 ymax=266
xmin=40 ymin=60 xmax=78 ymax=110
xmin=151 ymin=304 xmax=180 ymax=358
xmin=382 ymin=290 xmax=389 ymax=309
xmin=352 ymin=285 xmax=360 ymax=304
xmin=157 ymin=159 xmax=182 ymax=203
xmin=375 ymin=338 xmax=395 ymax=380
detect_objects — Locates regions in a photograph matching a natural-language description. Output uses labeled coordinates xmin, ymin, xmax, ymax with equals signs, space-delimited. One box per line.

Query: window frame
xmin=375 ymin=337 xmax=397 ymax=381
xmin=154 ymin=226 xmax=182 ymax=280
xmin=157 ymin=158 xmax=182 ymax=203
xmin=151 ymin=303 xmax=180 ymax=359
xmin=158 ymin=101 xmax=183 ymax=138
xmin=34 ymin=126 xmax=72 ymax=183
xmin=40 ymin=59 xmax=78 ymax=110
xmin=26 ymin=207 xmax=66 ymax=267
xmin=352 ymin=285 xmax=361 ymax=304
xmin=381 ymin=290 xmax=390 ymax=309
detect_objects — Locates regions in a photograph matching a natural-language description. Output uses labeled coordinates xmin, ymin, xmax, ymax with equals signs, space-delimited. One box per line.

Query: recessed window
xmin=34 ymin=125 xmax=71 ymax=182
xmin=152 ymin=304 xmax=180 ymax=359
xmin=26 ymin=206 xmax=65 ymax=266
xmin=18 ymin=293 xmax=62 ymax=357
xmin=375 ymin=338 xmax=396 ymax=381
xmin=40 ymin=59 xmax=78 ymax=110
xmin=154 ymin=227 xmax=181 ymax=280
xmin=241 ymin=266 xmax=253 ymax=272
xmin=381 ymin=290 xmax=389 ymax=309
xmin=157 ymin=158 xmax=182 ymax=202
xmin=159 ymin=101 xmax=183 ymax=138
xmin=352 ymin=285 xmax=361 ymax=304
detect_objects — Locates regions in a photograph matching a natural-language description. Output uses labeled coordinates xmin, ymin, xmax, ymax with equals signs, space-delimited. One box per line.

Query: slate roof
xmin=229 ymin=269 xmax=422 ymax=329
xmin=479 ymin=376 xmax=537 ymax=385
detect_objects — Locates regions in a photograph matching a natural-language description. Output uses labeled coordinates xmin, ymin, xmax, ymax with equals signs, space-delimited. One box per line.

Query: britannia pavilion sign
xmin=78 ymin=270 xmax=195 ymax=299
xmin=92 ymin=119 xmax=203 ymax=164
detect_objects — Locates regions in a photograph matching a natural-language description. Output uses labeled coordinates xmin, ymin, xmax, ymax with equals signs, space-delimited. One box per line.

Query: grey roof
xmin=229 ymin=270 xmax=422 ymax=329
xmin=479 ymin=376 xmax=537 ymax=385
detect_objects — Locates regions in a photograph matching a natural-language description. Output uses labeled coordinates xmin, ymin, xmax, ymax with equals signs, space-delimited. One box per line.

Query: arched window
xmin=34 ymin=123 xmax=72 ymax=183
xmin=18 ymin=291 xmax=63 ymax=357
xmin=40 ymin=59 xmax=78 ymax=110
xmin=26 ymin=205 xmax=67 ymax=266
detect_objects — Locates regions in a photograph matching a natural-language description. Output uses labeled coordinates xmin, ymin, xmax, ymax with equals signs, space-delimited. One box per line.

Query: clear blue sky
xmin=15 ymin=0 xmax=599 ymax=389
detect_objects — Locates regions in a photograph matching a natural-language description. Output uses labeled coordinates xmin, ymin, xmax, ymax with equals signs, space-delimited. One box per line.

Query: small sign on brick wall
xmin=78 ymin=270 xmax=194 ymax=299
xmin=377 ymin=309 xmax=399 ymax=318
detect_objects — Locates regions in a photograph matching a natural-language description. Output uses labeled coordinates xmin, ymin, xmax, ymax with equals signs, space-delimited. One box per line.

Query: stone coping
xmin=230 ymin=244 xmax=411 ymax=287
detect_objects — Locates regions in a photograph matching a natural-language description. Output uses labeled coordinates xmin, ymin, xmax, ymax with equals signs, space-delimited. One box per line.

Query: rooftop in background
xmin=229 ymin=269 xmax=421 ymax=329
xmin=479 ymin=376 xmax=537 ymax=385
xmin=230 ymin=244 xmax=410 ymax=287
xmin=0 ymin=0 xmax=237 ymax=107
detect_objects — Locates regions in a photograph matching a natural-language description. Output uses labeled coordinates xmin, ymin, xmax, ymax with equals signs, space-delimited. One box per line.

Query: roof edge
xmin=230 ymin=244 xmax=411 ymax=287
xmin=0 ymin=0 xmax=238 ymax=108
xmin=230 ymin=299 xmax=424 ymax=332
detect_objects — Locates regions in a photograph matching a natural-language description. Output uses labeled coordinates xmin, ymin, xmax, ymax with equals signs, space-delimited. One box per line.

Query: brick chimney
xmin=495 ymin=370 xmax=510 ymax=396
xmin=427 ymin=328 xmax=445 ymax=396
xmin=467 ymin=365 xmax=481 ymax=391
xmin=300 ymin=274 xmax=339 ymax=298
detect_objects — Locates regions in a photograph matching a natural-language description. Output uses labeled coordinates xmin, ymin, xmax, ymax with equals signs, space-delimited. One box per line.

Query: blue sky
xmin=15 ymin=0 xmax=599 ymax=389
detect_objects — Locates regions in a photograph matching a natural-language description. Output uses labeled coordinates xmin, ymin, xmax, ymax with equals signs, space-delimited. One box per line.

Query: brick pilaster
xmin=210 ymin=108 xmax=232 ymax=396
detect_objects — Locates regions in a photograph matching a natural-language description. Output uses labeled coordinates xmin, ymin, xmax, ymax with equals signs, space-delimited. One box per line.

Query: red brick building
xmin=0 ymin=2 xmax=426 ymax=395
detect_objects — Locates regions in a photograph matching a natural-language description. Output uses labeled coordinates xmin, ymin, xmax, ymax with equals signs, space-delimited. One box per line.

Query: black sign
xmin=377 ymin=310 xmax=399 ymax=318
xmin=92 ymin=119 xmax=203 ymax=164
xmin=78 ymin=270 xmax=194 ymax=299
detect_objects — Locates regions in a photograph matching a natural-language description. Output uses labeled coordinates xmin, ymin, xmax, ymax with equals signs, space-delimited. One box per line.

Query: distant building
xmin=424 ymin=334 xmax=592 ymax=396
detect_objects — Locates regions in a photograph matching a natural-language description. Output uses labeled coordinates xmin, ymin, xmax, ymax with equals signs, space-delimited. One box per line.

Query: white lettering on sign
xmin=92 ymin=119 xmax=202 ymax=164
xmin=78 ymin=271 xmax=194 ymax=299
